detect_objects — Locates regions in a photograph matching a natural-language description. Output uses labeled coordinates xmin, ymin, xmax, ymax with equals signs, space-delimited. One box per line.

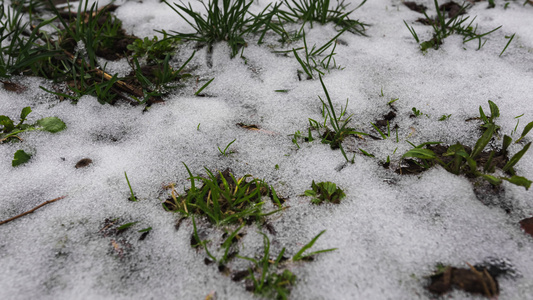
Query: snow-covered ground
xmin=1 ymin=0 xmax=533 ymax=299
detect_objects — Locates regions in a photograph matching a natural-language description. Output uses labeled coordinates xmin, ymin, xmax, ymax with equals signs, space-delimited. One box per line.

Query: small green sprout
xmin=138 ymin=227 xmax=152 ymax=233
xmin=291 ymin=131 xmax=302 ymax=149
xmin=238 ymin=232 xmax=295 ymax=299
xmin=359 ymin=148 xmax=375 ymax=158
xmin=195 ymin=77 xmax=215 ymax=96
xmin=292 ymin=230 xmax=337 ymax=261
xmin=318 ymin=75 xmax=359 ymax=162
xmin=292 ymin=30 xmax=345 ymax=79
xmin=438 ymin=114 xmax=452 ymax=121
xmin=218 ymin=138 xmax=236 ymax=156
xmin=238 ymin=230 xmax=334 ymax=299
xmin=163 ymin=164 xmax=282 ymax=226
xmin=127 ymin=35 xmax=180 ymax=64
xmin=124 ymin=171 xmax=137 ymax=202
xmin=117 ymin=221 xmax=139 ymax=231
xmin=304 ymin=181 xmax=346 ymax=205
xmin=412 ymin=107 xmax=423 ymax=117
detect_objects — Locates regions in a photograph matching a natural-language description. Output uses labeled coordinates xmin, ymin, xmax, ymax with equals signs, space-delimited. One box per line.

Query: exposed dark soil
xmin=403 ymin=2 xmax=427 ymax=14
xmin=0 ymin=80 xmax=27 ymax=93
xmin=57 ymin=5 xmax=136 ymax=61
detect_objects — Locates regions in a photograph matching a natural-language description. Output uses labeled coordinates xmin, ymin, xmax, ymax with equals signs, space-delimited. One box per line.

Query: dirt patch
xmin=403 ymin=2 xmax=427 ymax=13
xmin=519 ymin=217 xmax=533 ymax=237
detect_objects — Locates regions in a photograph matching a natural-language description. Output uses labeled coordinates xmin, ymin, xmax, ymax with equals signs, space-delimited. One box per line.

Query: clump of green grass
xmin=292 ymin=30 xmax=345 ymax=79
xmin=1 ymin=0 xmax=187 ymax=105
xmin=293 ymin=75 xmax=364 ymax=163
xmin=279 ymin=0 xmax=368 ymax=35
xmin=127 ymin=34 xmax=181 ymax=64
xmin=163 ymin=164 xmax=283 ymax=226
xmin=238 ymin=230 xmax=336 ymax=299
xmin=304 ymin=180 xmax=346 ymax=204
xmin=404 ymin=0 xmax=501 ymax=52
xmin=162 ymin=0 xmax=279 ymax=58
xmin=0 ymin=2 xmax=58 ymax=78
xmin=400 ymin=101 xmax=532 ymax=190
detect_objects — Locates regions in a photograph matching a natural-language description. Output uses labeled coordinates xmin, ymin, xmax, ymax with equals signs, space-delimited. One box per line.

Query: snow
xmin=1 ymin=0 xmax=533 ymax=299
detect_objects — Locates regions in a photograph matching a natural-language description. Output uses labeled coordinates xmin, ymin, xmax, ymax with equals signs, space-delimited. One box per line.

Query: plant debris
xmin=519 ymin=217 xmax=533 ymax=238
xmin=75 ymin=158 xmax=93 ymax=168
xmin=427 ymin=263 xmax=499 ymax=298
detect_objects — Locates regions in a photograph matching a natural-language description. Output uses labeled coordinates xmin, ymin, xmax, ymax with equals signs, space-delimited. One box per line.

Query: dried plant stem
xmin=0 ymin=196 xmax=66 ymax=226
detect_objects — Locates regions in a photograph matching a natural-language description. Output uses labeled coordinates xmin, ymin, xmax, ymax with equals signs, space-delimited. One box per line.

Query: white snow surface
xmin=1 ymin=0 xmax=533 ymax=299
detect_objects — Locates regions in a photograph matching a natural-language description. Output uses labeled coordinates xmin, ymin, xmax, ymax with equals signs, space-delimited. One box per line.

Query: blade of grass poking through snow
xmin=402 ymin=148 xmax=436 ymax=160
xmin=195 ymin=78 xmax=214 ymax=96
xmin=117 ymin=221 xmax=139 ymax=231
xmin=403 ymin=20 xmax=420 ymax=43
xmin=488 ymin=100 xmax=500 ymax=120
xmin=502 ymin=135 xmax=513 ymax=155
xmin=503 ymin=142 xmax=531 ymax=172
xmin=502 ymin=176 xmax=532 ymax=190
xmin=218 ymin=138 xmax=236 ymax=156
xmin=221 ymin=223 xmax=244 ymax=263
xmin=500 ymin=33 xmax=516 ymax=57
xmin=191 ymin=215 xmax=217 ymax=261
xmin=293 ymin=48 xmax=314 ymax=78
xmin=182 ymin=162 xmax=197 ymax=191
xmin=516 ymin=121 xmax=533 ymax=143
xmin=270 ymin=186 xmax=282 ymax=207
xmin=124 ymin=172 xmax=137 ymax=202
xmin=371 ymin=122 xmax=387 ymax=139
xmin=319 ymin=75 xmax=339 ymax=132
xmin=359 ymin=148 xmax=374 ymax=157
xmin=292 ymin=230 xmax=336 ymax=261
xmin=471 ymin=123 xmax=498 ymax=159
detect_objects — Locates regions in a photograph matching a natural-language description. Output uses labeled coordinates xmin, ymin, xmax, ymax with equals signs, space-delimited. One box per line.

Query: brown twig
xmin=63 ymin=51 xmax=145 ymax=99
xmin=466 ymin=262 xmax=494 ymax=297
xmin=0 ymin=196 xmax=66 ymax=226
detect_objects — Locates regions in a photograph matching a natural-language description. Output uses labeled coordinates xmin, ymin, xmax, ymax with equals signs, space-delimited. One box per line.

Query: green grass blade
xmin=502 ymin=175 xmax=532 ymax=190
xmin=402 ymin=148 xmax=436 ymax=160
xmin=503 ymin=142 xmax=531 ymax=172
xmin=195 ymin=78 xmax=215 ymax=96
xmin=500 ymin=33 xmax=515 ymax=57
xmin=470 ymin=123 xmax=497 ymax=159
xmin=516 ymin=121 xmax=533 ymax=143
xmin=292 ymin=230 xmax=336 ymax=261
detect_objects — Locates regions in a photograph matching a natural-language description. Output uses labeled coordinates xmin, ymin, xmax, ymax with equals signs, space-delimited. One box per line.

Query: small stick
xmin=0 ymin=196 xmax=66 ymax=226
